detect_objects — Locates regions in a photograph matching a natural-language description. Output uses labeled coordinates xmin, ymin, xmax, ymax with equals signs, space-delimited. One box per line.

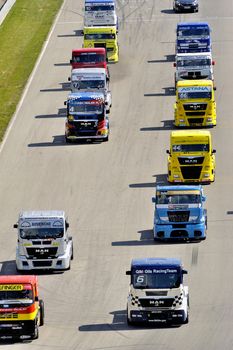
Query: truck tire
xmin=71 ymin=244 xmax=74 ymax=260
xmin=39 ymin=300 xmax=45 ymax=326
xmin=33 ymin=325 xmax=39 ymax=339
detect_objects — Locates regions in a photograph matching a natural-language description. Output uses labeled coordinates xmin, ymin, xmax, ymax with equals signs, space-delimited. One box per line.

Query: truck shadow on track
xmin=40 ymin=82 xmax=70 ymax=92
xmin=129 ymin=174 xmax=168 ymax=188
xmin=144 ymin=87 xmax=175 ymax=97
xmin=35 ymin=108 xmax=66 ymax=119
xmin=57 ymin=29 xmax=83 ymax=38
xmin=148 ymin=54 xmax=175 ymax=63
xmin=28 ymin=136 xmax=102 ymax=148
xmin=140 ymin=119 xmax=174 ymax=131
xmin=79 ymin=310 xmax=180 ymax=331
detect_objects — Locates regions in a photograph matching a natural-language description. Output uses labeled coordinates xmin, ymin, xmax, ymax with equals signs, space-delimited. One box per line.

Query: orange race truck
xmin=0 ymin=275 xmax=44 ymax=341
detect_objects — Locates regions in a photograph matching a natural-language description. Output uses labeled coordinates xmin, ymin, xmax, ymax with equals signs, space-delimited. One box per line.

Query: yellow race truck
xmin=83 ymin=26 xmax=119 ymax=62
xmin=174 ymin=80 xmax=216 ymax=127
xmin=167 ymin=130 xmax=216 ymax=183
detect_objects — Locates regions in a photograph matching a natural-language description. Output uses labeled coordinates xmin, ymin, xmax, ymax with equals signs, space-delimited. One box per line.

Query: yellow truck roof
xmin=171 ymin=130 xmax=211 ymax=144
xmin=177 ymin=79 xmax=213 ymax=87
xmin=83 ymin=26 xmax=117 ymax=34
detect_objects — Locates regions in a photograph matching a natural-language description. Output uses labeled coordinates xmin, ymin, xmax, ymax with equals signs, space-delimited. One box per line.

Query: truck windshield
xmin=73 ymin=54 xmax=105 ymax=63
xmin=0 ymin=290 xmax=33 ymax=304
xmin=177 ymin=58 xmax=211 ymax=67
xmin=178 ymin=28 xmax=210 ymax=37
xmin=85 ymin=5 xmax=115 ymax=11
xmin=85 ymin=33 xmax=116 ymax=40
xmin=69 ymin=103 xmax=103 ymax=114
xmin=72 ymin=80 xmax=105 ymax=90
xmin=172 ymin=144 xmax=209 ymax=152
xmin=178 ymin=91 xmax=212 ymax=99
xmin=132 ymin=271 xmax=181 ymax=289
xmin=20 ymin=228 xmax=64 ymax=239
xmin=157 ymin=193 xmax=201 ymax=204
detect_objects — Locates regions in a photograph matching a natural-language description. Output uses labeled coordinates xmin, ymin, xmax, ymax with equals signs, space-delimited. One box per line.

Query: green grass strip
xmin=0 ymin=0 xmax=63 ymax=141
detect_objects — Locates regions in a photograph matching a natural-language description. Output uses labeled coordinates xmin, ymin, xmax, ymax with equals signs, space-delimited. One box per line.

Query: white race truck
xmin=126 ymin=258 xmax=189 ymax=325
xmin=68 ymin=68 xmax=111 ymax=113
xmin=174 ymin=52 xmax=215 ymax=87
xmin=14 ymin=211 xmax=73 ymax=271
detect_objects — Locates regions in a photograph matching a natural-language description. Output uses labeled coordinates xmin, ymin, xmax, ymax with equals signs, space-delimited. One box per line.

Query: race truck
xmin=174 ymin=79 xmax=216 ymax=127
xmin=0 ymin=275 xmax=44 ymax=340
xmin=70 ymin=48 xmax=109 ymax=75
xmin=14 ymin=211 xmax=73 ymax=271
xmin=83 ymin=26 xmax=119 ymax=62
xmin=126 ymin=258 xmax=189 ymax=325
xmin=65 ymin=91 xmax=109 ymax=142
xmin=152 ymin=185 xmax=207 ymax=241
xmin=176 ymin=22 xmax=211 ymax=53
xmin=167 ymin=130 xmax=216 ymax=183
xmin=173 ymin=52 xmax=215 ymax=86
xmin=68 ymin=68 xmax=111 ymax=113
xmin=84 ymin=0 xmax=118 ymax=30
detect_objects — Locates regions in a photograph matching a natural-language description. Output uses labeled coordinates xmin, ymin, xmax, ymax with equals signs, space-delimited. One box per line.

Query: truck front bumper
xmin=0 ymin=320 xmax=36 ymax=340
xmin=16 ymin=248 xmax=71 ymax=271
xmin=154 ymin=222 xmax=206 ymax=240
xmin=129 ymin=309 xmax=186 ymax=324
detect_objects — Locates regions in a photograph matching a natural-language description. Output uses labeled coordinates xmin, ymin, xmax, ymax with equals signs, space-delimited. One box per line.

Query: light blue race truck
xmin=152 ymin=185 xmax=207 ymax=241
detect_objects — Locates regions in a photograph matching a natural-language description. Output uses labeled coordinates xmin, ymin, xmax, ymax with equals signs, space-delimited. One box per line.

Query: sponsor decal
xmin=135 ymin=269 xmax=178 ymax=274
xmin=0 ymin=285 xmax=23 ymax=291
xmin=178 ymin=86 xmax=211 ymax=93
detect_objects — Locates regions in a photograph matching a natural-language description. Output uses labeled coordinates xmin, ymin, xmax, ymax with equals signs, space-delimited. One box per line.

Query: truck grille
xmin=26 ymin=247 xmax=58 ymax=259
xmin=184 ymin=104 xmax=207 ymax=111
xmin=186 ymin=112 xmax=206 ymax=116
xmin=168 ymin=211 xmax=190 ymax=222
xmin=139 ymin=298 xmax=174 ymax=308
xmin=181 ymin=166 xmax=202 ymax=180
xmin=188 ymin=118 xmax=204 ymax=125
xmin=170 ymin=230 xmax=189 ymax=238
xmin=32 ymin=260 xmax=53 ymax=267
xmin=178 ymin=157 xmax=204 ymax=165
xmin=94 ymin=43 xmax=106 ymax=48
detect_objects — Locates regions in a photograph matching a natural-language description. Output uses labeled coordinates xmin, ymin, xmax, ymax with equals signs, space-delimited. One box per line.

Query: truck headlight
xmin=68 ymin=115 xmax=74 ymax=121
xmin=204 ymin=174 xmax=210 ymax=177
xmin=173 ymin=175 xmax=180 ymax=178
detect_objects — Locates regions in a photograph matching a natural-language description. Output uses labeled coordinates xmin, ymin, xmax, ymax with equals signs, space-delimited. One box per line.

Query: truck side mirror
xmin=166 ymin=150 xmax=170 ymax=154
xmin=212 ymin=60 xmax=215 ymax=65
xmin=173 ymin=62 xmax=176 ymax=67
xmin=35 ymin=296 xmax=39 ymax=302
xmin=64 ymin=101 xmax=67 ymax=105
xmin=212 ymin=149 xmax=216 ymax=154
xmin=65 ymin=222 xmax=69 ymax=230
xmin=68 ymin=77 xmax=71 ymax=81
xmin=126 ymin=270 xmax=131 ymax=275
xmin=182 ymin=269 xmax=188 ymax=275
xmin=152 ymin=197 xmax=156 ymax=203
xmin=105 ymin=101 xmax=108 ymax=105
xmin=13 ymin=224 xmax=18 ymax=229
xmin=70 ymin=59 xmax=72 ymax=64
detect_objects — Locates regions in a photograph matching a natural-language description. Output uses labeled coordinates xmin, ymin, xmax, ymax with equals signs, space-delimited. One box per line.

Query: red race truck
xmin=70 ymin=48 xmax=109 ymax=75
xmin=0 ymin=275 xmax=44 ymax=341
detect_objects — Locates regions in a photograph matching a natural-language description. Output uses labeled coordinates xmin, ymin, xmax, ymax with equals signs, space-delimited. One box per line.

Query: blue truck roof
xmin=68 ymin=91 xmax=105 ymax=101
xmin=177 ymin=22 xmax=210 ymax=27
xmin=156 ymin=185 xmax=202 ymax=192
xmin=85 ymin=0 xmax=115 ymax=3
xmin=131 ymin=258 xmax=182 ymax=270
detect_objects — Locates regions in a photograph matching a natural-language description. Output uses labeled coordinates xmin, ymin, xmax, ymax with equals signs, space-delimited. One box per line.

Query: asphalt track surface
xmin=0 ymin=0 xmax=233 ymax=348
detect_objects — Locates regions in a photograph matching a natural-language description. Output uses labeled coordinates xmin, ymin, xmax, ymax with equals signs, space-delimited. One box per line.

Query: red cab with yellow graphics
xmin=0 ymin=275 xmax=44 ymax=340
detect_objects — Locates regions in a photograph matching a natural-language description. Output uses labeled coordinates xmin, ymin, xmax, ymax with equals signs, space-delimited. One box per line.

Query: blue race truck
xmin=176 ymin=22 xmax=211 ymax=53
xmin=152 ymin=185 xmax=207 ymax=241
xmin=126 ymin=258 xmax=189 ymax=325
xmin=64 ymin=91 xmax=109 ymax=143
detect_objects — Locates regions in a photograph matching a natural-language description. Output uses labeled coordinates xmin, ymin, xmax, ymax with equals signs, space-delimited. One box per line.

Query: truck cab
xmin=152 ymin=185 xmax=207 ymax=241
xmin=0 ymin=275 xmax=44 ymax=340
xmin=84 ymin=0 xmax=118 ymax=29
xmin=126 ymin=258 xmax=189 ymax=325
xmin=70 ymin=48 xmax=109 ymax=74
xmin=174 ymin=52 xmax=215 ymax=86
xmin=14 ymin=211 xmax=73 ymax=271
xmin=68 ymin=68 xmax=111 ymax=113
xmin=174 ymin=80 xmax=216 ymax=127
xmin=65 ymin=91 xmax=109 ymax=142
xmin=83 ymin=26 xmax=119 ymax=62
xmin=176 ymin=22 xmax=211 ymax=53
xmin=167 ymin=130 xmax=216 ymax=183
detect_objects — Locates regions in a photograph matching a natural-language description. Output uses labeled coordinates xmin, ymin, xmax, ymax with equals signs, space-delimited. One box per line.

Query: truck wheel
xmin=183 ymin=312 xmax=189 ymax=324
xmin=33 ymin=325 xmax=39 ymax=339
xmin=71 ymin=244 xmax=74 ymax=260
xmin=127 ymin=316 xmax=133 ymax=326
xmin=39 ymin=300 xmax=45 ymax=326
xmin=65 ymin=137 xmax=72 ymax=144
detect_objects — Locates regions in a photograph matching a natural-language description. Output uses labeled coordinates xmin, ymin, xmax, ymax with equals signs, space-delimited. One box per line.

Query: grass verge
xmin=0 ymin=0 xmax=63 ymax=141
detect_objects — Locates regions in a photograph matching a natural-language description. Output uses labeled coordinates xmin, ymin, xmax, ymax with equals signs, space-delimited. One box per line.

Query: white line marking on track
xmin=0 ymin=0 xmax=67 ymax=154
